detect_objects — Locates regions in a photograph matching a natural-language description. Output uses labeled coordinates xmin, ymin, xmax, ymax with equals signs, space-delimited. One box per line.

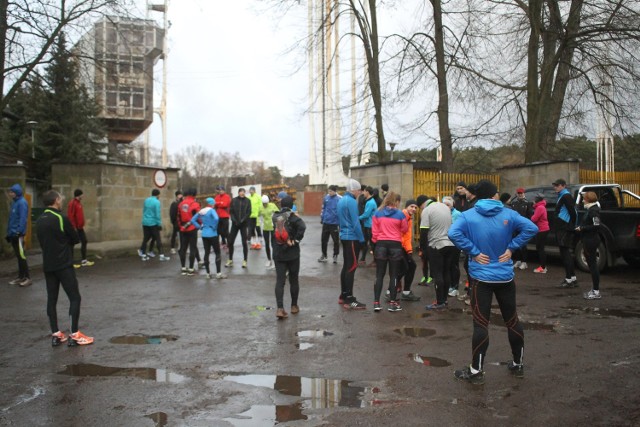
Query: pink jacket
xmin=531 ymin=200 xmax=550 ymax=232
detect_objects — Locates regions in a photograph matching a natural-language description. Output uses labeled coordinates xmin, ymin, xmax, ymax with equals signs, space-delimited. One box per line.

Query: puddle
xmin=409 ymin=353 xmax=451 ymax=367
xmin=58 ymin=364 xmax=187 ymax=383
xmin=412 ymin=313 xmax=432 ymax=319
xmin=144 ymin=412 xmax=168 ymax=426
xmin=296 ymin=330 xmax=334 ymax=338
xmin=224 ymin=374 xmax=366 ymax=408
xmin=109 ymin=334 xmax=178 ymax=345
xmin=563 ymin=306 xmax=640 ymax=319
xmin=296 ymin=343 xmax=314 ymax=350
xmin=224 ymin=403 xmax=307 ymax=426
xmin=394 ymin=327 xmax=436 ymax=337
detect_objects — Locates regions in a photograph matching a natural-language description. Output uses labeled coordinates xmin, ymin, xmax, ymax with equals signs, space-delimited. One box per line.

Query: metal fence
xmin=580 ymin=169 xmax=640 ymax=207
xmin=413 ymin=170 xmax=501 ymax=201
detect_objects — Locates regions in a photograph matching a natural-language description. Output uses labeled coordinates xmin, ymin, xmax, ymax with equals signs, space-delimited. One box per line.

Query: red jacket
xmin=178 ymin=196 xmax=201 ymax=232
xmin=214 ymin=193 xmax=231 ymax=219
xmin=67 ymin=197 xmax=85 ymax=229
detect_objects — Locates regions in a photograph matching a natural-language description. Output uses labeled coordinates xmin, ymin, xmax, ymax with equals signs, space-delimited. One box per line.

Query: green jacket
xmin=259 ymin=202 xmax=279 ymax=231
xmin=249 ymin=193 xmax=262 ymax=218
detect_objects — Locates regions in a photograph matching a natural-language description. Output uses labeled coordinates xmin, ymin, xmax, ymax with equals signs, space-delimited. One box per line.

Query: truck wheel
xmin=622 ymin=254 xmax=640 ymax=268
xmin=574 ymin=240 xmax=607 ymax=273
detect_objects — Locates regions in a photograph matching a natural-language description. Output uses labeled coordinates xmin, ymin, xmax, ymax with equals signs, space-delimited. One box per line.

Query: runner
xmin=67 ymin=189 xmax=94 ymax=268
xmin=259 ymin=194 xmax=279 ymax=269
xmin=178 ymin=188 xmax=201 ymax=275
xmin=338 ymin=179 xmax=366 ymax=309
xmin=191 ymin=198 xmax=226 ymax=280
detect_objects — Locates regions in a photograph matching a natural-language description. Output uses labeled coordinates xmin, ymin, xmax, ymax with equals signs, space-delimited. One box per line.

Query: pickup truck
xmin=520 ymin=183 xmax=640 ymax=271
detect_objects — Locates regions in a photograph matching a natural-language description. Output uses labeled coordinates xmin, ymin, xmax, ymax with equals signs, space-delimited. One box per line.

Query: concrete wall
xmin=498 ymin=160 xmax=581 ymax=193
xmin=350 ymin=162 xmax=415 ymax=201
xmin=52 ymin=162 xmax=179 ymax=242
xmin=0 ymin=165 xmax=27 ymax=257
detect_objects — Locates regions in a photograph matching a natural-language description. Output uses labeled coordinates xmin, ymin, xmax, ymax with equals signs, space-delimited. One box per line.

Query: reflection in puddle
xmin=408 ymin=353 xmax=451 ymax=367
xmin=296 ymin=330 xmax=334 ymax=338
xmin=412 ymin=312 xmax=432 ymax=319
xmin=109 ymin=334 xmax=178 ymax=345
xmin=563 ymin=306 xmax=640 ymax=319
xmin=224 ymin=403 xmax=307 ymax=426
xmin=224 ymin=374 xmax=366 ymax=408
xmin=296 ymin=343 xmax=314 ymax=350
xmin=144 ymin=412 xmax=168 ymax=426
xmin=394 ymin=327 xmax=436 ymax=337
xmin=58 ymin=364 xmax=187 ymax=383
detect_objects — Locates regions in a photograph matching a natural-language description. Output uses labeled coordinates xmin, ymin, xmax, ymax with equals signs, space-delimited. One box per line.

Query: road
xmin=1 ymin=216 xmax=639 ymax=426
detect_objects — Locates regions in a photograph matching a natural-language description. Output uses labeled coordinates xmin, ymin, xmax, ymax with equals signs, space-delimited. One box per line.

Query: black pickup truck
xmin=520 ymin=183 xmax=640 ymax=271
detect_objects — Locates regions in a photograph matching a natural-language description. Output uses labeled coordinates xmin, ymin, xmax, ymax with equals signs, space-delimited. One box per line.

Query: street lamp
xmin=27 ymin=121 xmax=38 ymax=158
xmin=389 ymin=142 xmax=397 ymax=161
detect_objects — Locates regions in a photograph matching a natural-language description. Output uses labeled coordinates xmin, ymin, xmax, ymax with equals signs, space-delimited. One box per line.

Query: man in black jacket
xmin=510 ymin=187 xmax=534 ymax=269
xmin=169 ymin=190 xmax=183 ymax=254
xmin=553 ymin=179 xmax=578 ymax=287
xmin=226 ymin=188 xmax=252 ymax=268
xmin=36 ymin=190 xmax=94 ymax=347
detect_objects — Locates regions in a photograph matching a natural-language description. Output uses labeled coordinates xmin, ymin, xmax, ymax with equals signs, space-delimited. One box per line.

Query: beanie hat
xmin=74 ymin=189 xmax=83 ymax=197
xmin=516 ymin=187 xmax=525 ymax=193
xmin=280 ymin=196 xmax=293 ymax=209
xmin=347 ymin=179 xmax=361 ymax=191
xmin=474 ymin=180 xmax=498 ymax=200
xmin=277 ymin=191 xmax=288 ymax=199
xmin=206 ymin=197 xmax=215 ymax=206
xmin=405 ymin=199 xmax=417 ymax=208
xmin=416 ymin=195 xmax=428 ymax=207
xmin=261 ymin=195 xmax=270 ymax=204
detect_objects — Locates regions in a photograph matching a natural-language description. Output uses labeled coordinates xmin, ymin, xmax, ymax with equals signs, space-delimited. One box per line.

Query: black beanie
xmin=280 ymin=196 xmax=294 ymax=209
xmin=416 ymin=195 xmax=428 ymax=207
xmin=405 ymin=199 xmax=417 ymax=208
xmin=74 ymin=189 xmax=83 ymax=197
xmin=474 ymin=180 xmax=498 ymax=200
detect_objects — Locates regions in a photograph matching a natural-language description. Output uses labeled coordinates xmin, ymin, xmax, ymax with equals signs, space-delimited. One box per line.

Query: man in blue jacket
xmin=139 ymin=189 xmax=170 ymax=262
xmin=318 ymin=185 xmax=341 ymax=263
xmin=6 ymin=184 xmax=31 ymax=287
xmin=448 ymin=180 xmax=537 ymax=384
xmin=338 ymin=179 xmax=366 ymax=309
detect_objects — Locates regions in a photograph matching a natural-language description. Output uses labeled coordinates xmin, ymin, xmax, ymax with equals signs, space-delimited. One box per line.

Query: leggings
xmin=360 ymin=227 xmax=372 ymax=262
xmin=248 ymin=217 xmax=262 ymax=240
xmin=11 ymin=236 xmax=29 ymax=279
xmin=170 ymin=223 xmax=179 ymax=250
xmin=583 ymin=237 xmax=600 ymax=291
xmin=202 ymin=236 xmax=221 ymax=274
xmin=373 ymin=241 xmax=403 ymax=302
xmin=275 ymin=257 xmax=300 ymax=309
xmin=218 ymin=218 xmax=229 ymax=244
xmin=73 ymin=228 xmax=88 ymax=261
xmin=340 ymin=240 xmax=361 ymax=299
xmin=535 ymin=231 xmax=549 ymax=268
xmin=179 ymin=230 xmax=198 ymax=268
xmin=398 ymin=251 xmax=417 ymax=292
xmin=263 ymin=230 xmax=274 ymax=261
xmin=45 ymin=267 xmax=81 ymax=334
xmin=228 ymin=222 xmax=248 ymax=261
xmin=470 ymin=278 xmax=524 ymax=371
xmin=428 ymin=245 xmax=457 ymax=305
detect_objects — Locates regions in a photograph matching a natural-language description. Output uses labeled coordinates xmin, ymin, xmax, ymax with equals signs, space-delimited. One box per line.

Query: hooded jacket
xmin=214 ymin=192 xmax=231 ymax=219
xmin=531 ymin=200 xmax=550 ymax=232
xmin=401 ymin=209 xmax=414 ymax=253
xmin=320 ymin=193 xmax=341 ymax=225
xmin=7 ymin=184 xmax=28 ymax=237
xmin=191 ymin=206 xmax=219 ymax=238
xmin=178 ymin=196 xmax=201 ymax=232
xmin=248 ymin=192 xmax=262 ymax=219
xmin=259 ymin=202 xmax=279 ymax=232
xmin=337 ymin=192 xmax=364 ymax=242
xmin=578 ymin=203 xmax=601 ymax=243
xmin=358 ymin=197 xmax=377 ymax=228
xmin=142 ymin=196 xmax=162 ymax=227
xmin=372 ymin=206 xmax=408 ymax=243
xmin=448 ymin=199 xmax=538 ymax=282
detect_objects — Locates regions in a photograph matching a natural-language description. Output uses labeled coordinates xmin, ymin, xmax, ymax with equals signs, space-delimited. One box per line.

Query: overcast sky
xmin=138 ymin=0 xmax=311 ymax=176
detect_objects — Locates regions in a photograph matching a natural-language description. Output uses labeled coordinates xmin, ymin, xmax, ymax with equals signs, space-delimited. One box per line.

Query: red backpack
xmin=178 ymin=197 xmax=200 ymax=231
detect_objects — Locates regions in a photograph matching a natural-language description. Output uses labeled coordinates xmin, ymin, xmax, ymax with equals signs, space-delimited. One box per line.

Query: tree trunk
xmin=366 ymin=0 xmax=387 ymax=162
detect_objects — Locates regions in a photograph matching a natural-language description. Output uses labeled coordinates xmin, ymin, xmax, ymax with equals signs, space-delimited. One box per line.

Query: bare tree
xmin=0 ymin=0 xmax=134 ymax=112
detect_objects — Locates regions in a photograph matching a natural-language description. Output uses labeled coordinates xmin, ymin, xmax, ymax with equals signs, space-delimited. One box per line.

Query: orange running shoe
xmin=254 ymin=243 xmax=262 ymax=250
xmin=68 ymin=331 xmax=94 ymax=346
xmin=52 ymin=331 xmax=68 ymax=347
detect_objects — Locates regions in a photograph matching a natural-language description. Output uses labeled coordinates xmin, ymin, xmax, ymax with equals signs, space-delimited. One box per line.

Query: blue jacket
xmin=142 ymin=196 xmax=162 ymax=227
xmin=320 ymin=193 xmax=341 ymax=225
xmin=448 ymin=199 xmax=538 ymax=282
xmin=191 ymin=207 xmax=219 ymax=238
xmin=359 ymin=197 xmax=377 ymax=228
xmin=7 ymin=184 xmax=28 ymax=237
xmin=337 ymin=192 xmax=364 ymax=242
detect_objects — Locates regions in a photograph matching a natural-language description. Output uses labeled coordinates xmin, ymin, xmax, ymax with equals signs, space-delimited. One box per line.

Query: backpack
xmin=178 ymin=198 xmax=199 ymax=228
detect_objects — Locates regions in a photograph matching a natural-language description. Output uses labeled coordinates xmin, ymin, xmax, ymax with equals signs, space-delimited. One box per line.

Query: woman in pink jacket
xmin=530 ymin=194 xmax=550 ymax=273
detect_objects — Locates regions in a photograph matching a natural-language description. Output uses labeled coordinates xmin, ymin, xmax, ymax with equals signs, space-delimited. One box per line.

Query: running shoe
xmin=242 ymin=260 xmax=247 ymax=268
xmin=373 ymin=302 xmax=381 ymax=312
xmin=137 ymin=249 xmax=145 ymax=258
xmin=584 ymin=290 xmax=602 ymax=300
xmin=73 ymin=264 xmax=82 ymax=269
xmin=68 ymin=331 xmax=94 ymax=346
xmin=170 ymin=248 xmax=177 ymax=254
xmin=265 ymin=260 xmax=273 ymax=268
xmin=186 ymin=269 xmax=195 ymax=276
xmin=425 ymin=302 xmax=446 ymax=310
xmin=388 ymin=301 xmax=402 ymax=312
xmin=276 ymin=308 xmax=288 ymax=319
xmin=507 ymin=361 xmax=524 ymax=378
xmin=519 ymin=262 xmax=528 ymax=270
xmin=147 ymin=251 xmax=156 ymax=258
xmin=513 ymin=261 xmax=521 ymax=269
xmin=558 ymin=278 xmax=578 ymax=288
xmin=216 ymin=272 xmax=228 ymax=279
xmin=225 ymin=260 xmax=233 ymax=267
xmin=401 ymin=291 xmax=421 ymax=301
xmin=318 ymin=256 xmax=328 ymax=263
xmin=199 ymin=263 xmax=206 ymax=270
xmin=158 ymin=254 xmax=170 ymax=261
xmin=141 ymin=255 xmax=149 ymax=261
xmin=448 ymin=288 xmax=459 ymax=297
xmin=338 ymin=296 xmax=345 ymax=305
xmin=333 ymin=255 xmax=338 ymax=264
xmin=533 ymin=266 xmax=547 ymax=274
xmin=81 ymin=260 xmax=95 ymax=267
xmin=343 ymin=298 xmax=366 ymax=310
xmin=18 ymin=278 xmax=32 ymax=287
xmin=454 ymin=366 xmax=485 ymax=385
xmin=254 ymin=243 xmax=262 ymax=250
xmin=8 ymin=277 xmax=23 ymax=285
xmin=181 ymin=267 xmax=188 ymax=275
xmin=206 ymin=273 xmax=212 ymax=279
xmin=291 ymin=305 xmax=300 ymax=314
xmin=51 ymin=331 xmax=67 ymax=347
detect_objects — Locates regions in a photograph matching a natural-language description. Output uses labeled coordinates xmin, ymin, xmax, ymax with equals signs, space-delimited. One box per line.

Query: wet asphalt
xmin=1 ymin=216 xmax=639 ymax=426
